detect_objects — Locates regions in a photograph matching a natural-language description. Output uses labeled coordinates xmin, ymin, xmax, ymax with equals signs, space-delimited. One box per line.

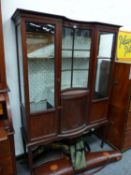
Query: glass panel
xmin=62 ymin=28 xmax=73 ymax=49
xmin=74 ymin=51 xmax=90 ymax=58
xmin=98 ymin=33 xmax=114 ymax=58
xmin=61 ymin=71 xmax=71 ymax=90
xmin=61 ymin=27 xmax=91 ymax=90
xmin=74 ymin=29 xmax=91 ymax=50
xmin=72 ymin=29 xmax=91 ymax=88
xmin=61 ymin=27 xmax=73 ymax=89
xmin=73 ymin=58 xmax=89 ymax=69
xmin=26 ymin=22 xmax=55 ymax=113
xmin=94 ymin=32 xmax=115 ymax=99
xmin=73 ymin=70 xmax=88 ymax=87
xmin=17 ymin=25 xmax=25 ymax=107
xmin=61 ymin=56 xmax=72 ymax=70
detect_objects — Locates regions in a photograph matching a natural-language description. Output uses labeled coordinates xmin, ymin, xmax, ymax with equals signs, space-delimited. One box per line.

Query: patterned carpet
xmin=16 ymin=135 xmax=131 ymax=175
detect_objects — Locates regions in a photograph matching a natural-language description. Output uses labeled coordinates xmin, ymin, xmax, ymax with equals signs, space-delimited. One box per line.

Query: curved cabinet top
xmin=12 ymin=8 xmax=121 ymax=29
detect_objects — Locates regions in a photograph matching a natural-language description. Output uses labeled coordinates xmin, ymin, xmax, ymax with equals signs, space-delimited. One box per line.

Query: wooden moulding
xmin=33 ymin=150 xmax=122 ymax=175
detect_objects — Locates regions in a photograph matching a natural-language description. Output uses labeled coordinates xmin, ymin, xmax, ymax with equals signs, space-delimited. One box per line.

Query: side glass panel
xmin=61 ymin=27 xmax=91 ymax=90
xmin=17 ymin=25 xmax=25 ymax=108
xmin=73 ymin=29 xmax=91 ymax=87
xmin=94 ymin=32 xmax=115 ymax=99
xmin=26 ymin=22 xmax=55 ymax=113
xmin=61 ymin=28 xmax=73 ymax=89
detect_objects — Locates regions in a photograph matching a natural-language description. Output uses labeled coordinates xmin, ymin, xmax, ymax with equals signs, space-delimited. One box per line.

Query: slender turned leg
xmin=100 ymin=124 xmax=108 ymax=148
xmin=21 ymin=127 xmax=26 ymax=155
xmin=28 ymin=147 xmax=33 ymax=175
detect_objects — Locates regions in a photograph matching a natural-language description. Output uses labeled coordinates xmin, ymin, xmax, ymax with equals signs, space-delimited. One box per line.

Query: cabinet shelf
xmin=27 ymin=57 xmax=54 ymax=59
xmin=30 ymin=101 xmax=53 ymax=113
xmin=61 ymin=69 xmax=89 ymax=71
xmin=62 ymin=48 xmax=90 ymax=51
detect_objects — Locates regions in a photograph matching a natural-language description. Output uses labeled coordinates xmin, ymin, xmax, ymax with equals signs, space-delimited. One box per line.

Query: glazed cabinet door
xmin=17 ymin=18 xmax=61 ymax=142
xmin=60 ymin=26 xmax=91 ymax=136
xmin=90 ymin=31 xmax=116 ymax=123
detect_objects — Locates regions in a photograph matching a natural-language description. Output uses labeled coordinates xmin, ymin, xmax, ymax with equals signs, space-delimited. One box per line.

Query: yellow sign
xmin=116 ymin=31 xmax=131 ymax=62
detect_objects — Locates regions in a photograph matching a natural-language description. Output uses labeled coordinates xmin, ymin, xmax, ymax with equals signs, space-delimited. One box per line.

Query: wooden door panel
xmin=106 ymin=63 xmax=131 ymax=150
xmin=30 ymin=111 xmax=58 ymax=141
xmin=89 ymin=100 xmax=108 ymax=123
xmin=111 ymin=63 xmax=131 ymax=109
xmin=123 ymin=130 xmax=131 ymax=150
xmin=0 ymin=156 xmax=14 ymax=175
xmin=61 ymin=89 xmax=88 ymax=135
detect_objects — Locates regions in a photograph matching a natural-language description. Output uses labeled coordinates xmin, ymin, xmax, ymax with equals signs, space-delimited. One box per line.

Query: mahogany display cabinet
xmin=12 ymin=9 xmax=120 ymax=172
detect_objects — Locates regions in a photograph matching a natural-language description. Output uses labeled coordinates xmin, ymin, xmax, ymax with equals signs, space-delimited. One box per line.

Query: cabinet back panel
xmin=123 ymin=130 xmax=131 ymax=150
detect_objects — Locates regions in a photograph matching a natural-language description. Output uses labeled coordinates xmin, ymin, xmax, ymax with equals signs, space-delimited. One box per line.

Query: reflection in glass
xmin=26 ymin=22 xmax=55 ymax=113
xmin=73 ymin=58 xmax=89 ymax=69
xmin=74 ymin=29 xmax=91 ymax=50
xmin=62 ymin=28 xmax=73 ymax=49
xmin=94 ymin=32 xmax=115 ymax=99
xmin=17 ymin=25 xmax=25 ymax=107
xmin=73 ymin=70 xmax=88 ymax=87
xmin=61 ymin=27 xmax=91 ymax=90
xmin=98 ymin=33 xmax=114 ymax=58
xmin=61 ymin=71 xmax=71 ymax=90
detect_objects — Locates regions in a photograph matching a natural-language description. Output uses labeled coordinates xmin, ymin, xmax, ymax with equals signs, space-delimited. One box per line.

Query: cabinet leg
xmin=28 ymin=147 xmax=33 ymax=174
xmin=100 ymin=125 xmax=108 ymax=148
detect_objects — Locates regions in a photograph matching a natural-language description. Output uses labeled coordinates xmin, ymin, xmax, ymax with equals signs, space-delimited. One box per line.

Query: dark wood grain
xmin=33 ymin=151 xmax=121 ymax=175
xmin=0 ymin=1 xmax=7 ymax=90
xmin=12 ymin=9 xmax=120 ymax=172
xmin=0 ymin=94 xmax=16 ymax=175
xmin=30 ymin=111 xmax=58 ymax=141
xmin=104 ymin=63 xmax=131 ymax=150
xmin=61 ymin=89 xmax=88 ymax=134
xmin=89 ymin=100 xmax=108 ymax=123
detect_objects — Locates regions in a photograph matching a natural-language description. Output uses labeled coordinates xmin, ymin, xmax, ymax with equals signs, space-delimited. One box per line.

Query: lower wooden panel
xmin=30 ymin=111 xmax=58 ymax=140
xmin=89 ymin=100 xmax=108 ymax=123
xmin=61 ymin=90 xmax=88 ymax=134
xmin=0 ymin=138 xmax=10 ymax=157
xmin=123 ymin=130 xmax=131 ymax=150
xmin=126 ymin=113 xmax=131 ymax=130
xmin=129 ymin=102 xmax=131 ymax=112
xmin=0 ymin=156 xmax=13 ymax=175
xmin=106 ymin=105 xmax=126 ymax=150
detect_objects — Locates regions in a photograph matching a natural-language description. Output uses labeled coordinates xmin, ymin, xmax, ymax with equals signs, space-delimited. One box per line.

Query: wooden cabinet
xmin=12 ymin=9 xmax=120 ymax=171
xmin=0 ymin=94 xmax=16 ymax=175
xmin=0 ymin=2 xmax=7 ymax=91
xmin=0 ymin=2 xmax=16 ymax=175
xmin=105 ymin=62 xmax=131 ymax=151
